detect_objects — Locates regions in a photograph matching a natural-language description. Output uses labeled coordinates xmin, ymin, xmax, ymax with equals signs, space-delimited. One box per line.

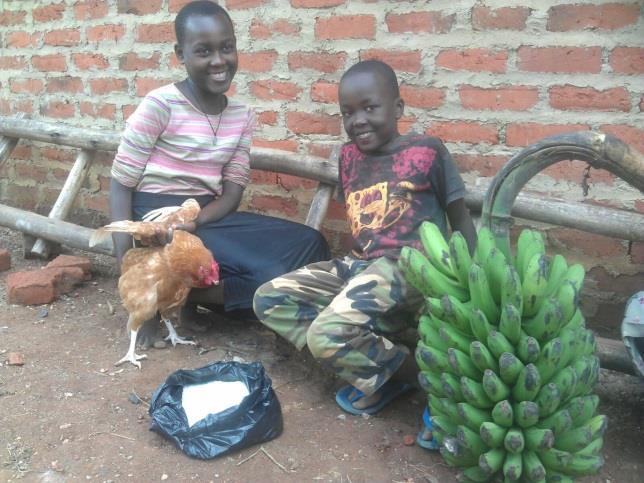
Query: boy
xmin=253 ymin=60 xmax=476 ymax=445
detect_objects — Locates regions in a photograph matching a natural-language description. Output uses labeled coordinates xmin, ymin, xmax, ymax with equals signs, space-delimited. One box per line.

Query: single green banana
xmin=483 ymin=247 xmax=508 ymax=304
xmin=503 ymin=451 xmax=523 ymax=481
xmin=441 ymin=372 xmax=465 ymax=401
xmin=482 ymin=368 xmax=511 ymax=402
xmin=515 ymin=228 xmax=545 ymax=281
xmin=457 ymin=424 xmax=487 ymax=455
xmin=469 ymin=263 xmax=501 ymax=323
xmin=487 ymin=329 xmax=516 ymax=359
xmin=499 ymin=303 xmax=522 ymax=345
xmin=499 ymin=352 xmax=525 ymax=385
xmin=439 ymin=322 xmax=473 ymax=353
xmin=564 ymin=395 xmax=599 ymax=426
xmin=522 ymin=296 xmax=564 ymax=342
xmin=524 ymin=427 xmax=555 ymax=451
xmin=544 ymin=470 xmax=574 ymax=483
xmin=512 ymin=363 xmax=542 ymax=402
xmin=501 ymin=263 xmax=524 ymax=315
xmin=522 ymin=451 xmax=546 ymax=482
xmin=401 ymin=246 xmax=469 ymax=301
xmin=576 ymin=436 xmax=604 ymax=456
xmin=449 ymin=230 xmax=473 ymax=288
xmin=440 ymin=444 xmax=478 ymax=467
xmin=545 ymin=254 xmax=568 ymax=297
xmin=557 ymin=453 xmax=604 ymax=477
xmin=457 ymin=402 xmax=491 ymax=432
xmin=419 ymin=220 xmax=457 ymax=278
xmin=398 ymin=246 xmax=429 ymax=295
xmin=554 ymin=415 xmax=607 ymax=453
xmin=556 ymin=263 xmax=586 ymax=321
xmin=534 ymin=337 xmax=563 ymax=384
xmin=432 ymin=414 xmax=458 ymax=437
xmin=460 ymin=376 xmax=494 ymax=409
xmin=537 ymin=448 xmax=572 ymax=472
xmin=560 ymin=307 xmax=585 ymax=333
xmin=491 ymin=400 xmax=514 ymax=428
xmin=448 ymin=347 xmax=482 ymax=380
xmin=514 ymin=400 xmax=540 ymax=428
xmin=469 ymin=307 xmax=493 ymax=342
xmin=504 ymin=427 xmax=525 ymax=454
xmin=521 ymin=252 xmax=549 ymax=317
xmin=441 ymin=294 xmax=474 ymax=334
xmin=535 ymin=382 xmax=562 ymax=418
xmin=479 ymin=421 xmax=507 ymax=448
xmin=433 ymin=396 xmax=461 ymax=423
xmin=550 ymin=365 xmax=578 ymax=403
xmin=418 ymin=318 xmax=450 ymax=351
xmin=473 ymin=226 xmax=497 ymax=265
xmin=418 ymin=370 xmax=446 ymax=397
xmin=478 ymin=447 xmax=505 ymax=475
xmin=415 ymin=340 xmax=450 ymax=374
xmin=425 ymin=297 xmax=447 ymax=319
xmin=469 ymin=340 xmax=499 ymax=373
xmin=537 ymin=408 xmax=573 ymax=436
xmin=461 ymin=465 xmax=489 ymax=482
xmin=517 ymin=332 xmax=541 ymax=364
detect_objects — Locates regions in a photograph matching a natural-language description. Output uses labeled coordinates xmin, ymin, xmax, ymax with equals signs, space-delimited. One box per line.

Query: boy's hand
xmin=139 ymin=225 xmax=173 ymax=246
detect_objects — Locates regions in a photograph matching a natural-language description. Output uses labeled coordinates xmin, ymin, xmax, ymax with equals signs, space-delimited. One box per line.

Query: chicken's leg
xmin=115 ymin=330 xmax=148 ymax=368
xmin=163 ymin=318 xmax=196 ymax=347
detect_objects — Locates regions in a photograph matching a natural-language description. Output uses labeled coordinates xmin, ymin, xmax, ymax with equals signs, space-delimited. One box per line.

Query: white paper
xmin=181 ymin=380 xmax=250 ymax=427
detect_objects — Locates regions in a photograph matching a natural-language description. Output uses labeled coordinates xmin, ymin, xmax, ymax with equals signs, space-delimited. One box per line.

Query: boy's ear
xmin=174 ymin=43 xmax=185 ymax=64
xmin=395 ymin=97 xmax=405 ymax=119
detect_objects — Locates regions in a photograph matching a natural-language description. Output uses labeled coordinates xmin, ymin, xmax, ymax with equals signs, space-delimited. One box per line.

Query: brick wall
xmin=0 ymin=0 xmax=642 ymax=334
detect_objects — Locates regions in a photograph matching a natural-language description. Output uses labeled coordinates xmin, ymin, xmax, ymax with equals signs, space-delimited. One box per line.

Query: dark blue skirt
xmin=132 ymin=192 xmax=330 ymax=311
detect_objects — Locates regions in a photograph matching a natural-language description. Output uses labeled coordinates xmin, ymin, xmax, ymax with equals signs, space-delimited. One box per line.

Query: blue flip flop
xmin=335 ymin=381 xmax=414 ymax=416
xmin=416 ymin=407 xmax=440 ymax=450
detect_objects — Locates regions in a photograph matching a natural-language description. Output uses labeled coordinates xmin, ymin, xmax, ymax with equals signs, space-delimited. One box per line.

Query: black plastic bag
xmin=148 ymin=361 xmax=282 ymax=459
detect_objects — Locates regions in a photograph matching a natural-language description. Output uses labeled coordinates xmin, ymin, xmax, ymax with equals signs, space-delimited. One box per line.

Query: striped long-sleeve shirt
xmin=111 ymin=83 xmax=256 ymax=196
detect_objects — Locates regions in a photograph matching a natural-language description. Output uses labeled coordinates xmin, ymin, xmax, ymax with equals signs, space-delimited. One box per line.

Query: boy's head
xmin=338 ymin=60 xmax=404 ymax=154
xmin=174 ymin=1 xmax=237 ymax=97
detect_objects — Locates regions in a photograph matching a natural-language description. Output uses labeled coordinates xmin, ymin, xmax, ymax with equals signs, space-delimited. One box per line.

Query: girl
xmin=110 ymin=1 xmax=330 ymax=348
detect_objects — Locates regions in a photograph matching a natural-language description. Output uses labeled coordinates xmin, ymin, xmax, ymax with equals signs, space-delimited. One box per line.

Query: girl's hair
xmin=341 ymin=60 xmax=400 ymax=98
xmin=175 ymin=1 xmax=233 ymax=45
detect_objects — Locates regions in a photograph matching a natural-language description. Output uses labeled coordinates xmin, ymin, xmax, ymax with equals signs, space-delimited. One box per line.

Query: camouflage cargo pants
xmin=253 ymin=256 xmax=423 ymax=396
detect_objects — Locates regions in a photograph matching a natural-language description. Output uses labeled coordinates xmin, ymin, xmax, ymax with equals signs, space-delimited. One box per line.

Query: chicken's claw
xmin=115 ymin=352 xmax=148 ymax=369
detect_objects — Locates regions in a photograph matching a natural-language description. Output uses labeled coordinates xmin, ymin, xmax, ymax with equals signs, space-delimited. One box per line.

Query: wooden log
xmin=306 ymin=183 xmax=335 ymax=230
xmin=0 ymin=113 xmax=25 ymax=166
xmin=465 ymin=186 xmax=644 ymax=242
xmin=596 ymin=336 xmax=636 ymax=376
xmin=0 ymin=203 xmax=114 ymax=255
xmin=31 ymin=149 xmax=95 ymax=258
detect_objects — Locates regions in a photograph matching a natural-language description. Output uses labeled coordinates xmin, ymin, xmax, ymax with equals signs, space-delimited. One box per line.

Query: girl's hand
xmin=139 ymin=225 xmax=174 ymax=246
xmin=170 ymin=221 xmax=197 ymax=233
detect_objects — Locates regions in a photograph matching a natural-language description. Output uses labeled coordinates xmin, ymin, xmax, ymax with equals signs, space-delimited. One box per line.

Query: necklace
xmin=185 ymin=79 xmax=227 ymax=144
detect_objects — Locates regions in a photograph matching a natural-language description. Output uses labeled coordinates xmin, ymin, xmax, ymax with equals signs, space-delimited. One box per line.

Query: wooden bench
xmin=1 ymin=115 xmax=643 ymax=375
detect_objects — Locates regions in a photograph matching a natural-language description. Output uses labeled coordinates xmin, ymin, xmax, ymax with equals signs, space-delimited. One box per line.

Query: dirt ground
xmin=1 ymin=227 xmax=643 ymax=483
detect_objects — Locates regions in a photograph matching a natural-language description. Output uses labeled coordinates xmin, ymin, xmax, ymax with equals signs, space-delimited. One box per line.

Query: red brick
xmin=291 ymin=0 xmax=344 ymax=7
xmin=90 ymin=78 xmax=128 ymax=95
xmin=360 ymin=49 xmax=422 ymax=73
xmin=75 ymin=0 xmax=109 ymax=20
xmin=0 ymin=249 xmax=11 ymax=271
xmin=459 ymin=85 xmax=539 ymax=111
xmin=0 ymin=10 xmax=26 ymax=26
xmin=453 ymin=154 xmax=509 ymax=177
xmin=506 ymin=123 xmax=590 ymax=147
xmin=6 ymin=266 xmax=86 ymax=305
xmin=14 ymin=164 xmax=48 ymax=184
xmin=46 ymin=76 xmax=84 ymax=94
xmin=46 ymin=255 xmax=92 ymax=279
xmin=87 ymin=24 xmax=125 ymax=42
xmin=10 ymin=145 xmax=32 ymax=160
xmin=33 ymin=3 xmax=65 ymax=22
xmin=547 ymin=3 xmax=640 ymax=31
xmin=6 ymin=31 xmax=40 ymax=48
xmin=117 ymin=0 xmax=162 ymax=15
xmin=250 ymin=80 xmax=302 ymax=101
xmin=251 ymin=195 xmax=299 ymax=217
xmin=436 ymin=49 xmax=507 ymax=73
xmin=9 ymin=78 xmax=44 ymax=94
xmin=549 ymin=85 xmax=630 ymax=112
xmin=137 ymin=22 xmax=174 ymax=43
xmin=386 ymin=11 xmax=455 ymax=33
xmin=599 ymin=124 xmax=644 ymax=155
xmin=41 ymin=146 xmax=75 ymax=162
xmin=250 ymin=170 xmax=278 ymax=186
xmin=44 ymin=29 xmax=80 ymax=47
xmin=277 ymin=174 xmax=317 ymax=190
xmin=119 ymin=52 xmax=161 ymax=71
xmin=238 ymin=51 xmax=278 ymax=72
xmin=0 ymin=56 xmax=26 ymax=70
xmin=472 ymin=6 xmax=530 ymax=30
xmin=249 ymin=18 xmax=300 ymax=39
xmin=517 ymin=47 xmax=602 ymax=74
xmin=315 ymin=15 xmax=376 ymax=40
xmin=7 ymin=353 xmax=24 ymax=366
xmin=306 ymin=143 xmax=336 ymax=159
xmin=310 ymin=81 xmax=338 ymax=104
xmin=398 ymin=115 xmax=417 ymax=135
xmin=41 ymin=101 xmax=75 ymax=119
xmin=325 ymin=199 xmax=347 ymax=222
xmin=256 ymin=111 xmax=278 ymax=126
xmin=288 ymin=51 xmax=347 ymax=73
xmin=287 ymin=112 xmax=341 ymax=135
xmin=79 ymin=101 xmax=116 ymax=120
xmin=169 ymin=0 xmax=192 ymax=13
xmin=252 ymin=138 xmax=299 ymax=152
xmin=609 ymin=47 xmax=644 ymax=74
xmin=72 ymin=53 xmax=109 ymax=70
xmin=227 ymin=0 xmax=266 ymax=9
xmin=122 ymin=104 xmax=138 ymax=120
xmin=588 ymin=266 xmax=643 ymax=297
xmin=632 ymin=242 xmax=644 ymax=264
xmin=540 ymin=160 xmax=615 ymax=185
xmin=400 ymin=85 xmax=444 ymax=109
xmin=134 ymin=77 xmax=172 ymax=96
xmin=426 ymin=121 xmax=498 ymax=144
xmin=548 ymin=227 xmax=625 ymax=258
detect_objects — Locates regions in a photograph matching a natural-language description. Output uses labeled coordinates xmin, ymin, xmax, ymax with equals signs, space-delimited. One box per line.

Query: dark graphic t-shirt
xmin=339 ymin=134 xmax=466 ymax=260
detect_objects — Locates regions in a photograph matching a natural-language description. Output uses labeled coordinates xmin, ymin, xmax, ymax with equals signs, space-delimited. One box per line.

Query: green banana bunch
xmin=403 ymin=225 xmax=605 ymax=481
